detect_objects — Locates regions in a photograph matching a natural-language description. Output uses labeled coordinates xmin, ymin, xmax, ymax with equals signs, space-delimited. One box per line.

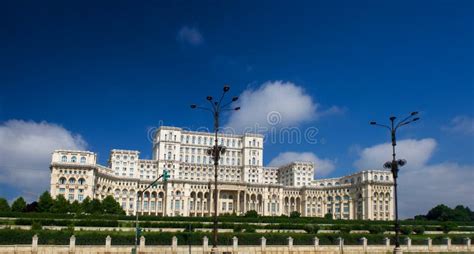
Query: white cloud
xmin=354 ymin=138 xmax=474 ymax=217
xmin=226 ymin=81 xmax=339 ymax=133
xmin=354 ymin=138 xmax=437 ymax=169
xmin=442 ymin=116 xmax=474 ymax=136
xmin=269 ymin=152 xmax=336 ymax=177
xmin=0 ymin=120 xmax=87 ymax=200
xmin=177 ymin=26 xmax=204 ymax=46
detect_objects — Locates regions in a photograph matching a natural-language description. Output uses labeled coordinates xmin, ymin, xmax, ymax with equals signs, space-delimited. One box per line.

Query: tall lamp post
xmin=370 ymin=112 xmax=420 ymax=254
xmin=190 ymin=85 xmax=240 ymax=253
xmin=132 ymin=170 xmax=170 ymax=254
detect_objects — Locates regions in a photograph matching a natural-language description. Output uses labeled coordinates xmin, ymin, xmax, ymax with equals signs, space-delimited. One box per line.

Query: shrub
xmin=400 ymin=226 xmax=413 ymax=235
xmin=31 ymin=221 xmax=42 ymax=231
xmin=244 ymin=210 xmax=258 ymax=218
xmin=290 ymin=211 xmax=301 ymax=218
xmin=413 ymin=226 xmax=425 ymax=235
xmin=368 ymin=225 xmax=385 ymax=234
xmin=442 ymin=222 xmax=457 ymax=233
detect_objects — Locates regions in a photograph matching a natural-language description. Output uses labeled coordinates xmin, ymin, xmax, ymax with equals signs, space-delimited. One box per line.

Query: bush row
xmin=1 ymin=211 xmax=473 ymax=226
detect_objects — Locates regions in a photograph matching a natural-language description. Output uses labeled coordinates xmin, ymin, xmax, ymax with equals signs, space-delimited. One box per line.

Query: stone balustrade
xmin=2 ymin=235 xmax=471 ymax=254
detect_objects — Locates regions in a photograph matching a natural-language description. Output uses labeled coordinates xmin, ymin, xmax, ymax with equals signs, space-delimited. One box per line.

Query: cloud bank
xmin=354 ymin=138 xmax=474 ymax=218
xmin=0 ymin=120 xmax=87 ymax=200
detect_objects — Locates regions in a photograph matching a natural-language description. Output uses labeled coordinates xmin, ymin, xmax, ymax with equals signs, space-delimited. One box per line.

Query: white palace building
xmin=49 ymin=126 xmax=394 ymax=220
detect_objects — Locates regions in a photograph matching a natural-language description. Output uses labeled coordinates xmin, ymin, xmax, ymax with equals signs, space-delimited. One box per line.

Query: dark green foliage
xmin=69 ymin=200 xmax=82 ymax=214
xmin=0 ymin=198 xmax=10 ymax=212
xmin=413 ymin=225 xmax=425 ymax=235
xmin=101 ymin=196 xmax=125 ymax=215
xmin=400 ymin=225 xmax=413 ymax=235
xmin=50 ymin=195 xmax=69 ymax=214
xmin=324 ymin=213 xmax=333 ymax=220
xmin=441 ymin=222 xmax=457 ymax=233
xmin=290 ymin=211 xmax=301 ymax=218
xmin=422 ymin=204 xmax=474 ymax=222
xmin=37 ymin=192 xmax=53 ymax=213
xmin=25 ymin=202 xmax=39 ymax=212
xmin=11 ymin=197 xmax=26 ymax=212
xmin=303 ymin=224 xmax=320 ymax=234
xmin=31 ymin=221 xmax=42 ymax=231
xmin=244 ymin=210 xmax=258 ymax=218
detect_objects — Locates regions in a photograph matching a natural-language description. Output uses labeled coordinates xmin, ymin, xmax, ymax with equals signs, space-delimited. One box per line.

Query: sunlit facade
xmin=50 ymin=126 xmax=394 ymax=220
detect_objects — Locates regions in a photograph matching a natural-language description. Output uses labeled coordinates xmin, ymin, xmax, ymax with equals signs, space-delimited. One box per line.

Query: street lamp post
xmin=132 ymin=170 xmax=170 ymax=254
xmin=190 ymin=85 xmax=240 ymax=253
xmin=370 ymin=112 xmax=420 ymax=254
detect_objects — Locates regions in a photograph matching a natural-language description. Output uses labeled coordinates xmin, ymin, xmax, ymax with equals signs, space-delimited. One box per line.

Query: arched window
xmin=80 ymin=157 xmax=86 ymax=164
xmin=59 ymin=177 xmax=66 ymax=184
xmin=69 ymin=178 xmax=76 ymax=184
xmin=71 ymin=156 xmax=77 ymax=163
xmin=374 ymin=175 xmax=378 ymax=181
xmin=192 ymin=136 xmax=196 ymax=144
xmin=252 ymin=157 xmax=256 ymax=165
xmin=386 ymin=175 xmax=389 ymax=181
xmin=61 ymin=156 xmax=67 ymax=162
xmin=78 ymin=178 xmax=85 ymax=185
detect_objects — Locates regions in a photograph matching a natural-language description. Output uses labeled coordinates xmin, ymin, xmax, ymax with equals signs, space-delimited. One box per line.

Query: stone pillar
xmin=405 ymin=237 xmax=411 ymax=250
xmin=288 ymin=237 xmax=293 ymax=252
xmin=203 ymin=236 xmax=209 ymax=253
xmin=243 ymin=193 xmax=247 ymax=213
xmin=337 ymin=237 xmax=344 ymax=251
xmin=465 ymin=237 xmax=471 ymax=250
xmin=105 ymin=235 xmax=111 ymax=252
xmin=140 ymin=236 xmax=146 ymax=250
xmin=427 ymin=237 xmax=432 ymax=250
xmin=236 ymin=192 xmax=240 ymax=215
xmin=313 ymin=237 xmax=319 ymax=248
xmin=384 ymin=237 xmax=390 ymax=248
xmin=232 ymin=236 xmax=238 ymax=253
xmin=172 ymin=236 xmax=178 ymax=253
xmin=360 ymin=237 xmax=367 ymax=252
xmin=260 ymin=237 xmax=267 ymax=253
xmin=445 ymin=237 xmax=451 ymax=250
xmin=32 ymin=234 xmax=38 ymax=253
xmin=69 ymin=235 xmax=76 ymax=253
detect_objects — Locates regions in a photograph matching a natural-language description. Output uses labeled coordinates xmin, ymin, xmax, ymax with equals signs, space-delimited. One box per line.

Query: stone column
xmin=384 ymin=237 xmax=390 ymax=249
xmin=445 ymin=237 xmax=451 ymax=250
xmin=236 ymin=192 xmax=240 ymax=215
xmin=360 ymin=237 xmax=367 ymax=252
xmin=217 ymin=190 xmax=221 ymax=216
xmin=427 ymin=237 xmax=432 ymax=250
xmin=172 ymin=236 xmax=178 ymax=254
xmin=337 ymin=237 xmax=344 ymax=251
xmin=288 ymin=237 xmax=293 ymax=252
xmin=203 ymin=236 xmax=209 ymax=253
xmin=105 ymin=235 xmax=111 ymax=252
xmin=465 ymin=237 xmax=471 ymax=251
xmin=232 ymin=236 xmax=238 ymax=253
xmin=405 ymin=237 xmax=411 ymax=251
xmin=261 ymin=237 xmax=266 ymax=254
xmin=69 ymin=235 xmax=76 ymax=253
xmin=313 ymin=237 xmax=319 ymax=248
xmin=32 ymin=234 xmax=38 ymax=253
xmin=243 ymin=193 xmax=247 ymax=213
xmin=140 ymin=236 xmax=146 ymax=251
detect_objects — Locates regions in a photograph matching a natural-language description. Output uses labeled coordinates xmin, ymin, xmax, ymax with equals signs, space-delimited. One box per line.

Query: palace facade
xmin=49 ymin=126 xmax=394 ymax=220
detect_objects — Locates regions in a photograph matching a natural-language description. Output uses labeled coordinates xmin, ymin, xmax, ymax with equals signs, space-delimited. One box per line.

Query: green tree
xmin=0 ymin=198 xmax=10 ymax=212
xmin=324 ymin=213 xmax=333 ymax=220
xmin=244 ymin=210 xmax=258 ymax=218
xmin=89 ymin=199 xmax=103 ymax=214
xmin=452 ymin=205 xmax=471 ymax=221
xmin=413 ymin=226 xmax=425 ymax=235
xmin=11 ymin=197 xmax=26 ymax=212
xmin=51 ymin=195 xmax=70 ymax=213
xmin=37 ymin=191 xmax=54 ymax=213
xmin=102 ymin=195 xmax=124 ymax=214
xmin=69 ymin=200 xmax=83 ymax=214
xmin=81 ymin=197 xmax=92 ymax=214
xmin=426 ymin=204 xmax=453 ymax=221
xmin=290 ymin=211 xmax=301 ymax=218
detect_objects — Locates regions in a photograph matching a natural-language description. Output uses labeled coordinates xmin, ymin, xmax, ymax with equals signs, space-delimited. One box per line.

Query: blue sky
xmin=0 ymin=1 xmax=473 ymax=217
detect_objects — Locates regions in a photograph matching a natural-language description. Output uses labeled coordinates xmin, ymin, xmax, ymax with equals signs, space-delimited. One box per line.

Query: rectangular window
xmin=68 ymin=194 xmax=74 ymax=201
xmin=78 ymin=194 xmax=84 ymax=202
xmin=59 ymin=188 xmax=65 ymax=193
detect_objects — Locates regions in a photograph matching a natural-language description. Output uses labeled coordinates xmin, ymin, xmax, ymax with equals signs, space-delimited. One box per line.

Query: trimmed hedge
xmin=1 ymin=212 xmax=473 ymax=226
